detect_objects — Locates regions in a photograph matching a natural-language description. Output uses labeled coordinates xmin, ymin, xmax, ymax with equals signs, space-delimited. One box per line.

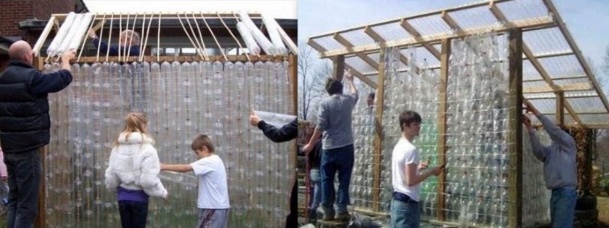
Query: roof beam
xmin=523 ymin=75 xmax=588 ymax=82
xmin=347 ymin=63 xmax=377 ymax=89
xmin=400 ymin=19 xmax=441 ymax=59
xmin=314 ymin=17 xmax=553 ymax=58
xmin=334 ymin=33 xmax=380 ymax=69
xmin=440 ymin=11 xmax=465 ymax=36
xmin=543 ymin=0 xmax=609 ymax=115
xmin=364 ymin=26 xmax=421 ymax=74
xmin=523 ymin=42 xmax=581 ymax=123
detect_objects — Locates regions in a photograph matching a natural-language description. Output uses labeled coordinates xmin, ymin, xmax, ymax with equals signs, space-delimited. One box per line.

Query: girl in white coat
xmin=105 ymin=112 xmax=167 ymax=228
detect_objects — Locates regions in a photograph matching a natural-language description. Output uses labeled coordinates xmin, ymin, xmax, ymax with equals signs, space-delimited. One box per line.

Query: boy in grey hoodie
xmin=523 ymin=103 xmax=577 ymax=228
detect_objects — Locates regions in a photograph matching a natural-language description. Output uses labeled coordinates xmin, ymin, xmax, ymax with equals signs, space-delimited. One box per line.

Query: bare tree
xmin=298 ymin=43 xmax=331 ymax=120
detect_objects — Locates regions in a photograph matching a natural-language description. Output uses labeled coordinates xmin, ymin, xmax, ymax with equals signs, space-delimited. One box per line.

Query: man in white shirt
xmin=391 ymin=111 xmax=443 ymax=228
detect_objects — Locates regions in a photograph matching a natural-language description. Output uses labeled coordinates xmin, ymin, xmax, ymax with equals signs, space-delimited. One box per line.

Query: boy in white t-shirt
xmin=161 ymin=135 xmax=230 ymax=228
xmin=391 ymin=111 xmax=443 ymax=228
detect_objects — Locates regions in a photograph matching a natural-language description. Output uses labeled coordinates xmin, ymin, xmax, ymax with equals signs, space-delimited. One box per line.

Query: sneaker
xmin=316 ymin=206 xmax=335 ymax=221
xmin=334 ymin=211 xmax=351 ymax=221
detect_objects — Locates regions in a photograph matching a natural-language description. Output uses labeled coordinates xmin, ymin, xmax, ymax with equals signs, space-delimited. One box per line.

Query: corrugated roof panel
xmin=346 ymin=55 xmax=377 ymax=75
xmin=539 ymin=55 xmax=585 ymax=79
xmin=578 ymin=114 xmax=609 ymax=125
xmin=311 ymin=36 xmax=345 ymax=51
xmin=449 ymin=6 xmax=499 ymax=30
xmin=529 ymin=98 xmax=555 ymax=114
xmin=497 ymin=0 xmax=549 ymax=22
xmin=523 ymin=80 xmax=550 ymax=90
xmin=530 ymin=114 xmax=576 ymax=126
xmin=566 ymin=90 xmax=598 ymax=98
xmin=523 ymin=60 xmax=542 ymax=81
xmin=567 ymin=97 xmax=607 ymax=113
xmin=523 ymin=27 xmax=571 ymax=55
xmin=369 ymin=23 xmax=412 ymax=42
xmin=340 ymin=29 xmax=377 ymax=47
xmin=553 ymin=78 xmax=591 ymax=91
xmin=407 ymin=15 xmax=452 ymax=37
xmin=524 ymin=92 xmax=555 ymax=99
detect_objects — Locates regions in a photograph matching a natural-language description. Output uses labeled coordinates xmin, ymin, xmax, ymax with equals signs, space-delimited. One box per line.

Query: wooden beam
xmin=347 ymin=64 xmax=378 ymax=89
xmin=364 ymin=26 xmax=421 ymax=74
xmin=522 ymin=44 xmax=582 ymax=124
xmin=307 ymin=39 xmax=327 ymax=53
xmin=309 ymin=0 xmax=512 ymax=40
xmin=556 ymin=91 xmax=565 ymax=125
xmin=371 ymin=47 xmax=387 ymax=212
xmin=317 ymin=17 xmax=554 ymax=58
xmin=582 ymin=124 xmax=609 ymax=129
xmin=333 ymin=55 xmax=345 ymax=81
xmin=508 ymin=28 xmax=523 ymax=228
xmin=523 ymin=83 xmax=593 ymax=94
xmin=489 ymin=0 xmax=513 ymax=27
xmin=334 ymin=33 xmax=380 ymax=69
xmin=527 ymin=51 xmax=574 ymax=60
xmin=437 ymin=38 xmax=450 ymax=221
xmin=51 ymin=12 xmax=264 ymax=20
xmin=523 ymin=75 xmax=588 ymax=82
xmin=440 ymin=11 xmax=464 ymax=36
xmin=33 ymin=16 xmax=56 ymax=57
xmin=543 ymin=0 xmax=609 ymax=115
xmin=400 ymin=19 xmax=441 ymax=59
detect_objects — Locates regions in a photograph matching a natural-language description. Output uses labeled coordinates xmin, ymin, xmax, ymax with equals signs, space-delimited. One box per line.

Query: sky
xmin=298 ymin=0 xmax=609 ymax=73
xmin=83 ymin=0 xmax=297 ymax=19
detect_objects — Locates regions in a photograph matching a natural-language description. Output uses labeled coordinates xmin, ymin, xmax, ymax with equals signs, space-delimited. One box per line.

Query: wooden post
xmin=556 ymin=91 xmax=564 ymax=125
xmin=371 ymin=48 xmax=387 ymax=212
xmin=437 ymin=38 xmax=450 ymax=220
xmin=333 ymin=55 xmax=345 ymax=81
xmin=508 ymin=29 xmax=523 ymax=228
xmin=33 ymin=57 xmax=46 ymax=228
xmin=288 ymin=53 xmax=299 ymax=218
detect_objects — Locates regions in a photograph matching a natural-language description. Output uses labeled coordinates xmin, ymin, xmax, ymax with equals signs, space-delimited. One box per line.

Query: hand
xmin=249 ymin=109 xmax=261 ymax=127
xmin=302 ymin=143 xmax=313 ymax=153
xmin=344 ymin=69 xmax=354 ymax=81
xmin=523 ymin=114 xmax=533 ymax=132
xmin=61 ymin=49 xmax=76 ymax=61
xmin=160 ymin=163 xmax=167 ymax=170
xmin=418 ymin=160 xmax=429 ymax=171
xmin=163 ymin=191 xmax=168 ymax=200
xmin=88 ymin=28 xmax=97 ymax=39
xmin=524 ymin=102 xmax=539 ymax=115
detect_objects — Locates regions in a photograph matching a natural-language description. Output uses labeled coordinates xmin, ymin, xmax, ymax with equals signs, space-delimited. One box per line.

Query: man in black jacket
xmin=0 ymin=40 xmax=75 ymax=228
xmin=249 ymin=110 xmax=298 ymax=228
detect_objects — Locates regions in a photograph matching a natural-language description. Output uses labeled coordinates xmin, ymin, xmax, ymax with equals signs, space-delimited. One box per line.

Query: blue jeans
xmin=118 ymin=200 xmax=149 ymax=228
xmin=309 ymin=168 xmax=321 ymax=218
xmin=320 ymin=144 xmax=354 ymax=213
xmin=390 ymin=198 xmax=420 ymax=228
xmin=550 ymin=187 xmax=576 ymax=228
xmin=5 ymin=149 xmax=41 ymax=228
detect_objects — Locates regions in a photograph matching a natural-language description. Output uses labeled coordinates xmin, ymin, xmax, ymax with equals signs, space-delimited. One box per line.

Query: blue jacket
xmin=0 ymin=61 xmax=72 ymax=153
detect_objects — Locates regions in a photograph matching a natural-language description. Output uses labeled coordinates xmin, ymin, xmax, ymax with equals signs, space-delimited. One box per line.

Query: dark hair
xmin=399 ymin=110 xmax=422 ymax=131
xmin=325 ymin=78 xmax=343 ymax=95
xmin=368 ymin=92 xmax=375 ymax=99
xmin=191 ymin=134 xmax=215 ymax=153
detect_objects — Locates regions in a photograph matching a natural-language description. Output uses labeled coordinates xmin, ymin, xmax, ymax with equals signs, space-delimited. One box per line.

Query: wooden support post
xmin=288 ymin=54 xmax=298 ymax=214
xmin=437 ymin=38 xmax=450 ymax=221
xmin=34 ymin=57 xmax=46 ymax=228
xmin=508 ymin=29 xmax=523 ymax=228
xmin=556 ymin=91 xmax=564 ymax=125
xmin=333 ymin=55 xmax=345 ymax=81
xmin=371 ymin=47 xmax=387 ymax=212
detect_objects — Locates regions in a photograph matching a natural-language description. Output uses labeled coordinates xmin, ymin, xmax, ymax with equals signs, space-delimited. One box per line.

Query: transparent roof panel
xmin=523 ymin=80 xmax=550 ymax=91
xmin=539 ymin=55 xmax=585 ymax=79
xmin=523 ymin=60 xmax=542 ymax=81
xmin=553 ymin=78 xmax=591 ymax=90
xmin=369 ymin=23 xmax=412 ymax=41
xmin=312 ymin=36 xmax=345 ymax=51
xmin=449 ymin=6 xmax=499 ymax=30
xmin=523 ymin=27 xmax=571 ymax=55
xmin=567 ymin=97 xmax=607 ymax=113
xmin=407 ymin=15 xmax=452 ymax=37
xmin=566 ymin=90 xmax=598 ymax=98
xmin=529 ymin=99 xmax=556 ymax=114
xmin=497 ymin=0 xmax=549 ymax=22
xmin=578 ymin=114 xmax=609 ymax=125
xmin=340 ymin=29 xmax=377 ymax=47
xmin=346 ymin=55 xmax=377 ymax=75
xmin=524 ymin=92 xmax=555 ymax=100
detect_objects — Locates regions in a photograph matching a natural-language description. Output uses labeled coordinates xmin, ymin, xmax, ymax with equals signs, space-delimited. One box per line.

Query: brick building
xmin=0 ymin=0 xmax=87 ymax=70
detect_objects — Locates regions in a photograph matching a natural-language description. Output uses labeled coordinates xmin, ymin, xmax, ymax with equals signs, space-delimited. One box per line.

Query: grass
xmin=599 ymin=196 xmax=609 ymax=227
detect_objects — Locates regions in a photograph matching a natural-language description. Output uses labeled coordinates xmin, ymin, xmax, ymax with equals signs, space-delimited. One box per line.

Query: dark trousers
xmin=118 ymin=200 xmax=149 ymax=228
xmin=285 ymin=178 xmax=298 ymax=228
xmin=5 ymin=149 xmax=41 ymax=228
